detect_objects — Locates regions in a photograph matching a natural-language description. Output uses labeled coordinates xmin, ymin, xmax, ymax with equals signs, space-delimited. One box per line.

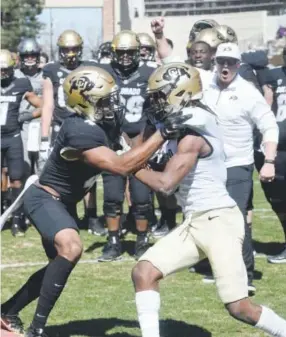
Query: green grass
xmin=1 ymin=176 xmax=286 ymax=337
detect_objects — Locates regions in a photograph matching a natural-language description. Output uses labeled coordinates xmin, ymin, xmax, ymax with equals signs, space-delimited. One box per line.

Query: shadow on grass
xmin=253 ymin=240 xmax=285 ymax=256
xmin=46 ymin=317 xmax=212 ymax=337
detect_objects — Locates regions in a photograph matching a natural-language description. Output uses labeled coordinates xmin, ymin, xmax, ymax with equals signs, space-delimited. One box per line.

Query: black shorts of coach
xmin=23 ymin=184 xmax=80 ymax=260
xmin=1 ymin=133 xmax=24 ymax=181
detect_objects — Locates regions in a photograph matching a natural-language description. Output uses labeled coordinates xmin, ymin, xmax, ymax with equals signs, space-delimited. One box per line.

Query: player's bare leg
xmin=132 ymin=261 xmax=163 ymax=337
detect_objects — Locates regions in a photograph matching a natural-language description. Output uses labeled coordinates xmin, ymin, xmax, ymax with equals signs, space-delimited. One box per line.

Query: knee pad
xmin=103 ymin=202 xmax=122 ymax=218
xmin=133 ymin=203 xmax=152 ymax=220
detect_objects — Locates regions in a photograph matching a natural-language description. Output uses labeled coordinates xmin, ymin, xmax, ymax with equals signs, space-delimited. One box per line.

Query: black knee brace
xmin=103 ymin=202 xmax=122 ymax=218
xmin=133 ymin=203 xmax=152 ymax=220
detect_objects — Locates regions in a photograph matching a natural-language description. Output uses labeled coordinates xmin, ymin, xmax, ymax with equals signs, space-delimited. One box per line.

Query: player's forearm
xmin=136 ymin=168 xmax=174 ymax=195
xmin=41 ymin=105 xmax=53 ymax=138
xmin=118 ymin=131 xmax=164 ymax=175
xmin=154 ymin=33 xmax=172 ymax=59
xmin=263 ymin=141 xmax=277 ymax=161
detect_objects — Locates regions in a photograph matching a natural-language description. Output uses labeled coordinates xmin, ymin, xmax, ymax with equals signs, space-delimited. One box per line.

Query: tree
xmin=1 ymin=0 xmax=44 ymax=51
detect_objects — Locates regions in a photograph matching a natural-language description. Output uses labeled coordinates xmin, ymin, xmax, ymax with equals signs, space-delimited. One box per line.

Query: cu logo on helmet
xmin=69 ymin=75 xmax=94 ymax=94
xmin=163 ymin=67 xmax=190 ymax=81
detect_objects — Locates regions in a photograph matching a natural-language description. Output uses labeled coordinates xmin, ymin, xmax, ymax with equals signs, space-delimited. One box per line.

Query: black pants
xmin=1 ymin=133 xmax=24 ymax=181
xmin=254 ymin=150 xmax=286 ymax=240
xmin=226 ymin=164 xmax=254 ymax=283
xmin=102 ymin=172 xmax=152 ymax=220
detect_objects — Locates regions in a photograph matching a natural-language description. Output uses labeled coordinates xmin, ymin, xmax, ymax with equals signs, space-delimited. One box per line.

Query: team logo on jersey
xmin=277 ymin=79 xmax=283 ymax=86
xmin=57 ymin=71 xmax=63 ymax=78
xmin=162 ymin=66 xmax=191 ymax=82
xmin=69 ymin=76 xmax=95 ymax=95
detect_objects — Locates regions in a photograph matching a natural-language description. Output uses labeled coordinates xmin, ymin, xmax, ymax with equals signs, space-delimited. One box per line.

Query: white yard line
xmin=1 ymin=256 xmax=134 ymax=270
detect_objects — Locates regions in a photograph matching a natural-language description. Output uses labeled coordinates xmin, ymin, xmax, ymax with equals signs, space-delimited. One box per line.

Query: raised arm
xmin=151 ymin=17 xmax=173 ymax=60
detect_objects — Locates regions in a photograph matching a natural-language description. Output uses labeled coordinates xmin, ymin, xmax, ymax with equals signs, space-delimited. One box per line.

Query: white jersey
xmin=203 ymin=73 xmax=279 ymax=168
xmin=153 ymin=107 xmax=236 ymax=215
xmin=20 ymin=70 xmax=43 ymax=152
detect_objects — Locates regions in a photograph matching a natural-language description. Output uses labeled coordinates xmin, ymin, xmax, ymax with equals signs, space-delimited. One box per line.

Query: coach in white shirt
xmin=204 ymin=43 xmax=279 ymax=292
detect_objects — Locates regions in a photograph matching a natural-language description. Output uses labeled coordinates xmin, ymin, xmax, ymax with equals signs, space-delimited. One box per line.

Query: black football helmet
xmin=17 ymin=38 xmax=41 ymax=75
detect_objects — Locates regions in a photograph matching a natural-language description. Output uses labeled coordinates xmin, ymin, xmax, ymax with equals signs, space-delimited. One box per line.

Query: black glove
xmin=159 ymin=111 xmax=192 ymax=140
xmin=18 ymin=111 xmax=34 ymax=123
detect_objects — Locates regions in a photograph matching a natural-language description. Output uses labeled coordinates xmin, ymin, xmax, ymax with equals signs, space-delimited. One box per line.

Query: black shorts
xmin=1 ymin=133 xmax=24 ymax=180
xmin=23 ymin=185 xmax=79 ymax=243
xmin=254 ymin=150 xmax=286 ymax=208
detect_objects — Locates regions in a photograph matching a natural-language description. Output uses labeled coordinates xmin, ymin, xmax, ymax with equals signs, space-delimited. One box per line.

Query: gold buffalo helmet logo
xmin=69 ymin=75 xmax=95 ymax=94
xmin=162 ymin=67 xmax=191 ymax=82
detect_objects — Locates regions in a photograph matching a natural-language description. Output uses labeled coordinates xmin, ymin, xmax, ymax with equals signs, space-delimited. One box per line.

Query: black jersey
xmin=99 ymin=61 xmax=158 ymax=137
xmin=259 ymin=66 xmax=286 ymax=151
xmin=42 ymin=60 xmax=96 ymax=125
xmin=1 ymin=76 xmax=33 ymax=136
xmin=39 ymin=115 xmax=109 ymax=203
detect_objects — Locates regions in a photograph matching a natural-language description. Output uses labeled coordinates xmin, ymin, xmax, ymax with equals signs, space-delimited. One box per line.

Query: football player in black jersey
xmin=0 ymin=49 xmax=42 ymax=237
xmin=97 ymin=30 xmax=158 ymax=261
xmin=18 ymin=38 xmax=43 ymax=177
xmin=255 ymin=45 xmax=286 ymax=264
xmin=40 ymin=29 xmax=93 ymax=159
xmin=0 ymin=66 xmax=189 ymax=337
xmin=39 ymin=30 xmax=101 ymax=234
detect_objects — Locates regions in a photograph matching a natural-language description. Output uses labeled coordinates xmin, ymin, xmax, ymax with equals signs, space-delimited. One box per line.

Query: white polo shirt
xmin=203 ymin=73 xmax=279 ymax=168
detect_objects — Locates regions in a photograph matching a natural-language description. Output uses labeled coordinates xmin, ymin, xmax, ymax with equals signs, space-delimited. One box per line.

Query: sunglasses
xmin=216 ymin=57 xmax=239 ymax=66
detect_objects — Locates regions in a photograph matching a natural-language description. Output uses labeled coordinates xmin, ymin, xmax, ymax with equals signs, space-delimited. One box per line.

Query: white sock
xmin=136 ymin=290 xmax=160 ymax=337
xmin=256 ymin=306 xmax=286 ymax=337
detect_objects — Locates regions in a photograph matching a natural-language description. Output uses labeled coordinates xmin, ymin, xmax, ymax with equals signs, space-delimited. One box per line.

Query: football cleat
xmin=98 ymin=238 xmax=122 ymax=262
xmin=134 ymin=235 xmax=150 ymax=260
xmin=152 ymin=220 xmax=169 ymax=238
xmin=25 ymin=325 xmax=48 ymax=337
xmin=88 ymin=217 xmax=107 ymax=236
xmin=267 ymin=247 xmax=286 ymax=264
xmin=11 ymin=218 xmax=25 ymax=237
xmin=1 ymin=314 xmax=24 ymax=334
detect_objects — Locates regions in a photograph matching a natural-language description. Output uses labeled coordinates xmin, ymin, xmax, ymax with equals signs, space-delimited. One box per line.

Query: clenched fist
xmin=151 ymin=17 xmax=165 ymax=36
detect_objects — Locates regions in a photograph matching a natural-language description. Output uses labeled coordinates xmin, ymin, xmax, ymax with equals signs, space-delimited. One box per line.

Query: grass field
xmin=1 ymin=175 xmax=286 ymax=337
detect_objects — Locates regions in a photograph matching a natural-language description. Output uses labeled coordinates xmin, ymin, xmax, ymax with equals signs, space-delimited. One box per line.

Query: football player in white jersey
xmin=131 ymin=62 xmax=286 ymax=337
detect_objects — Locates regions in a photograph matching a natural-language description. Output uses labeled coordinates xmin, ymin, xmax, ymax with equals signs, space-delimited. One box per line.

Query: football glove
xmin=160 ymin=111 xmax=192 ymax=140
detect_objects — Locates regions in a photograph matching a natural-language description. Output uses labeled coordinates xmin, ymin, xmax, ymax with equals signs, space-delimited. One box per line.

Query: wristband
xmin=264 ymin=159 xmax=275 ymax=164
xmin=154 ymin=32 xmax=163 ymax=39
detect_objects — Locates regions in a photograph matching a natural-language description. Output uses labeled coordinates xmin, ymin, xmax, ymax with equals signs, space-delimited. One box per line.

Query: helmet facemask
xmin=91 ymin=89 xmax=124 ymax=142
xmin=113 ymin=48 xmax=140 ymax=72
xmin=146 ymin=80 xmax=190 ymax=125
xmin=59 ymin=46 xmax=82 ymax=69
xmin=1 ymin=66 xmax=14 ymax=87
xmin=140 ymin=45 xmax=155 ymax=61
